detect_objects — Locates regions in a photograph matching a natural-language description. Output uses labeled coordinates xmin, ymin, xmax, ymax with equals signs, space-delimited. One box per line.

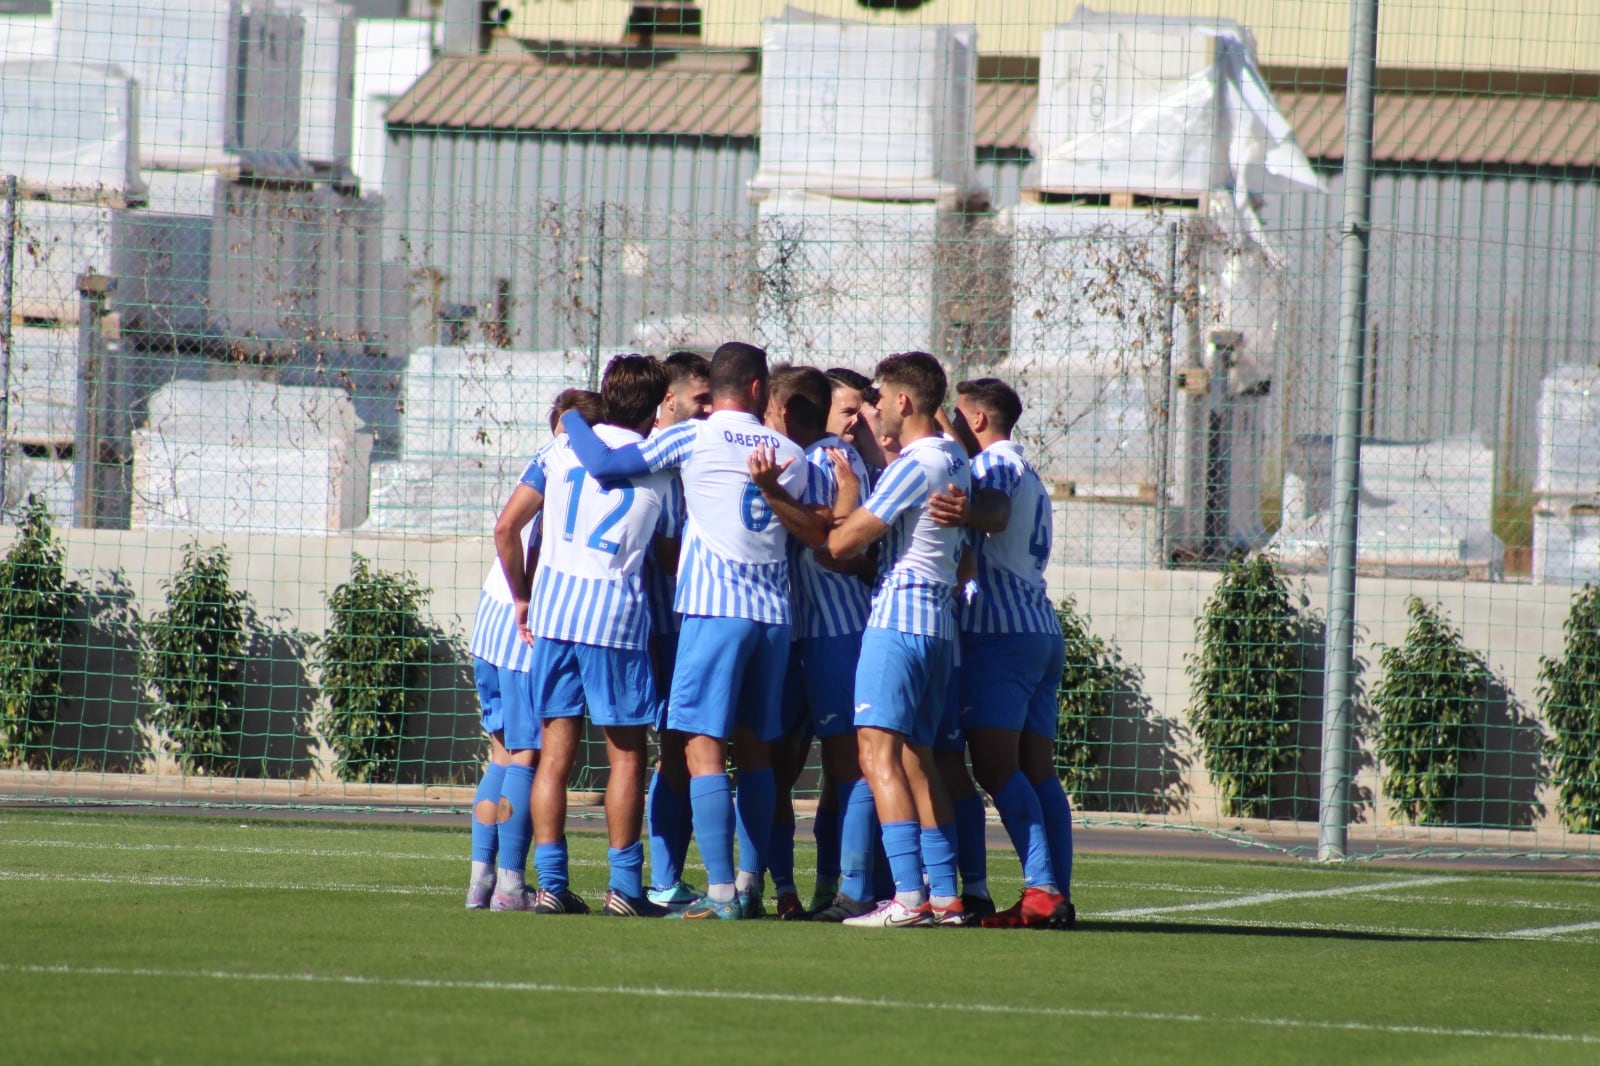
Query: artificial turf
xmin=2 ymin=809 xmax=1597 ymax=1064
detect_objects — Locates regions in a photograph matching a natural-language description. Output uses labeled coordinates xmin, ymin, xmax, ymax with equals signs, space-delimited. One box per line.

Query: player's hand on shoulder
xmin=928 ymin=484 xmax=969 ymax=527
xmin=747 ymin=442 xmax=792 ymax=491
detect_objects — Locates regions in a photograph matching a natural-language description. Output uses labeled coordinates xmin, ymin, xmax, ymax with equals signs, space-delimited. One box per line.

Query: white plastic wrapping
xmin=132 ymin=380 xmax=373 ymax=534
xmin=9 ymin=201 xmax=117 ymax=322
xmin=0 ymin=14 xmax=51 ymax=62
xmin=1535 ymin=366 xmax=1600 ymax=496
xmin=290 ymin=0 xmax=356 ymax=168
xmin=754 ymin=191 xmax=955 ymax=366
xmin=1534 ymin=507 xmax=1600 ymax=586
xmin=352 ymin=19 xmax=432 ymax=194
xmin=402 ymin=346 xmax=582 ymax=466
xmin=5 ymin=325 xmax=79 ymax=447
xmin=55 ymin=0 xmax=302 ymax=170
xmin=752 ymin=8 xmax=977 ymax=200
xmin=0 ymin=60 xmax=145 ymax=203
xmin=1029 ymin=9 xmax=1324 ymax=202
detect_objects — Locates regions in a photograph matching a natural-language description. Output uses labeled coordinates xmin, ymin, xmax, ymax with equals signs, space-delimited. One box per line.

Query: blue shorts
xmin=933 ymin=658 xmax=966 ymax=754
xmin=798 ymin=631 xmax=863 ymax=740
xmin=779 ymin=643 xmax=810 ymax=739
xmin=473 ymin=657 xmax=507 ymax=735
xmin=529 ymin=638 xmax=656 ymax=729
xmin=668 ymin=615 xmax=790 ymax=742
xmin=653 ymin=629 xmax=681 ymax=730
xmin=478 ymin=658 xmax=541 ymax=751
xmin=959 ymin=630 xmax=1066 ymax=738
xmin=853 ymin=627 xmax=953 ymax=748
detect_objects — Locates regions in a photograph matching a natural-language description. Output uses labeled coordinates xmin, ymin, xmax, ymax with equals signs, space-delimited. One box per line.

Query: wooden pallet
xmin=1019 ymin=187 xmax=1205 ymax=212
xmin=1047 ymin=479 xmax=1158 ymax=505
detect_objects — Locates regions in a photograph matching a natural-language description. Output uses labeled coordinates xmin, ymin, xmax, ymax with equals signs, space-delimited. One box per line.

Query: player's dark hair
xmin=601 ymin=354 xmax=670 ymax=429
xmin=549 ymin=387 xmax=604 ymax=432
xmin=956 ymin=377 xmax=1023 ymax=435
xmin=769 ymin=364 xmax=831 ymax=434
xmin=826 ymin=366 xmax=879 ymax=406
xmin=709 ymin=341 xmax=769 ymax=398
xmin=663 ymin=350 xmax=711 ymax=386
xmin=875 ymin=351 xmax=947 ymax=415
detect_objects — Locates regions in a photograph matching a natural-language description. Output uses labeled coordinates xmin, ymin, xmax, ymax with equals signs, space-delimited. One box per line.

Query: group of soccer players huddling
xmin=464 ymin=341 xmax=1075 ymax=929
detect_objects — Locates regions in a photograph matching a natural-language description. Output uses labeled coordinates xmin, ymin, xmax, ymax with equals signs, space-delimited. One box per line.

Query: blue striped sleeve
xmin=864 ymin=456 xmax=928 ymax=526
xmin=656 ymin=477 xmax=685 ymax=538
xmin=561 ymin=411 xmax=649 ymax=479
xmin=637 ymin=421 xmax=699 ymax=471
xmin=973 ymin=450 xmax=1021 ymax=497
xmin=802 ymin=455 xmax=833 ymax=508
xmin=518 ymin=451 xmax=547 ymax=492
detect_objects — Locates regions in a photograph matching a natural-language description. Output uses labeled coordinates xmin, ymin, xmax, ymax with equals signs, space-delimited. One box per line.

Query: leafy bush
xmin=1537 ymin=583 xmax=1600 ymax=832
xmin=1054 ymin=596 xmax=1115 ymax=806
xmin=1371 ymin=596 xmax=1487 ymax=825
xmin=313 ymin=555 xmax=433 ymax=783
xmin=1186 ymin=555 xmax=1305 ymax=818
xmin=0 ymin=497 xmax=80 ymax=768
xmin=141 ymin=541 xmax=247 ymax=773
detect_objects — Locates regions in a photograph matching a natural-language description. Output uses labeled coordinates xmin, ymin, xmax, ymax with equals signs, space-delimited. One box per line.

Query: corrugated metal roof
xmin=390 ymin=55 xmax=1600 ymax=167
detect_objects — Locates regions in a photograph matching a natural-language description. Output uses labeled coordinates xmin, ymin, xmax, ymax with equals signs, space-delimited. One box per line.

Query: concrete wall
xmin=11 ymin=527 xmax=1577 ymax=833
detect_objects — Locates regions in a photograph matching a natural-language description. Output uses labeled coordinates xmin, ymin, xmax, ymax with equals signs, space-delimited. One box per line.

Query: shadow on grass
xmin=1078 ymin=919 xmax=1483 ymax=943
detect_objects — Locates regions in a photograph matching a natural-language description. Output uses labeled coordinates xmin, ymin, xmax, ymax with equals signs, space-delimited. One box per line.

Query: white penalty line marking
xmin=1499 ymin=919 xmax=1600 ymax=940
xmin=1100 ymin=875 xmax=1458 ymax=919
xmin=3 ymin=962 xmax=1596 ymax=1047
xmin=0 ymin=870 xmax=458 ymax=897
xmin=0 ymin=837 xmax=611 ymax=868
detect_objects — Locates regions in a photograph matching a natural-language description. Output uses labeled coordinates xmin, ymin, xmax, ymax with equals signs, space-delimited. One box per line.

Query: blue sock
xmin=952 ymin=792 xmax=988 ymax=895
xmin=534 ymin=840 xmax=568 ymax=896
xmin=921 ymin=824 xmax=959 ymax=900
xmin=647 ymin=772 xmax=687 ymax=891
xmin=495 ymin=764 xmax=534 ymax=874
xmin=880 ymin=819 xmax=923 ymax=899
xmin=996 ymin=771 xmax=1055 ymax=889
xmin=813 ymin=801 xmax=842 ymax=890
xmin=689 ymin=774 xmax=736 ymax=887
xmin=768 ymin=818 xmax=797 ymax=894
xmin=471 ymin=762 xmax=508 ymax=865
xmin=1034 ymin=776 xmax=1076 ymax=895
xmin=608 ymin=841 xmax=645 ymax=899
xmin=733 ymin=767 xmax=776 ymax=879
xmin=836 ymin=778 xmax=877 ymax=902
xmin=871 ymin=834 xmax=896 ymax=901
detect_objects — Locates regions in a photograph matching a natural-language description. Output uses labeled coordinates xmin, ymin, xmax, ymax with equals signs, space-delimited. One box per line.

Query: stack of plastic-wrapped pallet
xmin=1534 ymin=368 xmax=1600 ymax=584
xmin=750 ymin=9 xmax=987 ymax=369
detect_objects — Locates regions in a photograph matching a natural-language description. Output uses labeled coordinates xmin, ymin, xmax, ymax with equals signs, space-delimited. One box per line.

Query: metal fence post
xmin=1319 ymin=0 xmax=1382 ymax=862
xmin=0 ymin=175 xmax=16 ymax=504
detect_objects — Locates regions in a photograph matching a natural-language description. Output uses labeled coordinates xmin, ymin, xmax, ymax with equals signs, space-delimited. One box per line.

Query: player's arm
xmin=748 ymin=443 xmax=831 ymax=549
xmin=930 ymin=485 xmax=1010 ymax=533
xmin=936 ymin=405 xmax=983 ymax=458
xmin=493 ymin=483 xmax=544 ymax=638
xmin=826 ymin=454 xmax=926 ymax=560
xmin=560 ymin=410 xmax=689 ymax=482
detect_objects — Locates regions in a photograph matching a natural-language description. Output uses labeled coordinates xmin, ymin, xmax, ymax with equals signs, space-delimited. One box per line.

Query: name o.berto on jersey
xmin=723 ymin=429 xmax=783 ymax=450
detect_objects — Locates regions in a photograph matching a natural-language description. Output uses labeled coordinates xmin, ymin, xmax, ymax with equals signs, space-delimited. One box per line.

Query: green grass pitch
xmin=2 ymin=809 xmax=1597 ymax=1064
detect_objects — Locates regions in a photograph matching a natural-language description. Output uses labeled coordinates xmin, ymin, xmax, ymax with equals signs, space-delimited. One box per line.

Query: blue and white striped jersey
xmin=960 ymin=440 xmax=1061 ymax=636
xmin=642 ymin=475 xmax=686 ymax=636
xmin=791 ymin=435 xmax=871 ymax=639
xmin=524 ymin=426 xmax=674 ymax=650
xmin=468 ymin=514 xmax=541 ymax=671
xmin=635 ymin=411 xmax=808 ymax=624
xmin=863 ymin=434 xmax=972 ymax=640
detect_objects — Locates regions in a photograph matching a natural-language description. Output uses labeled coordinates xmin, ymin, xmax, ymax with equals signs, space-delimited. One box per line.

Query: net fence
xmin=1 ymin=0 xmax=1597 ymax=860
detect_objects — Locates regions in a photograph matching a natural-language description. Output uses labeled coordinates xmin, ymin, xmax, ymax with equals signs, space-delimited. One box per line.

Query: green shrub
xmin=0 ymin=497 xmax=80 ymax=768
xmin=1371 ymin=596 xmax=1487 ymax=825
xmin=141 ymin=541 xmax=247 ymax=773
xmin=1186 ymin=554 xmax=1304 ymax=819
xmin=1537 ymin=583 xmax=1600 ymax=832
xmin=313 ymin=555 xmax=433 ymax=783
xmin=1054 ymin=596 xmax=1115 ymax=807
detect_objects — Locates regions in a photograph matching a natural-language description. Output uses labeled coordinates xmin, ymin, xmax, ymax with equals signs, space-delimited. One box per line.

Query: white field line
xmin=2 ymin=962 xmax=1596 ymax=1047
xmin=0 ymin=837 xmax=609 ymax=868
xmin=1496 ymin=919 xmax=1600 ymax=940
xmin=1099 ymin=875 xmax=1458 ymax=919
xmin=1359 ymin=893 xmax=1596 ymax=914
xmin=0 ymin=870 xmax=458 ymax=896
xmin=1108 ymin=914 xmax=1600 ymax=943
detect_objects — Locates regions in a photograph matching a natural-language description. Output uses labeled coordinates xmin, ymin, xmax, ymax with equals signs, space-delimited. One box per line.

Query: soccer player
xmin=562 ymin=341 xmax=810 ymax=920
xmin=760 ymin=365 xmax=878 ymax=922
xmin=949 ymin=377 xmax=1075 ymax=929
xmin=520 ymin=356 xmax=679 ymax=916
xmin=478 ymin=388 xmax=603 ymax=911
xmin=754 ymin=351 xmax=971 ymax=928
xmin=644 ymin=351 xmax=711 ymax=913
xmin=825 ymin=367 xmax=887 ymax=478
